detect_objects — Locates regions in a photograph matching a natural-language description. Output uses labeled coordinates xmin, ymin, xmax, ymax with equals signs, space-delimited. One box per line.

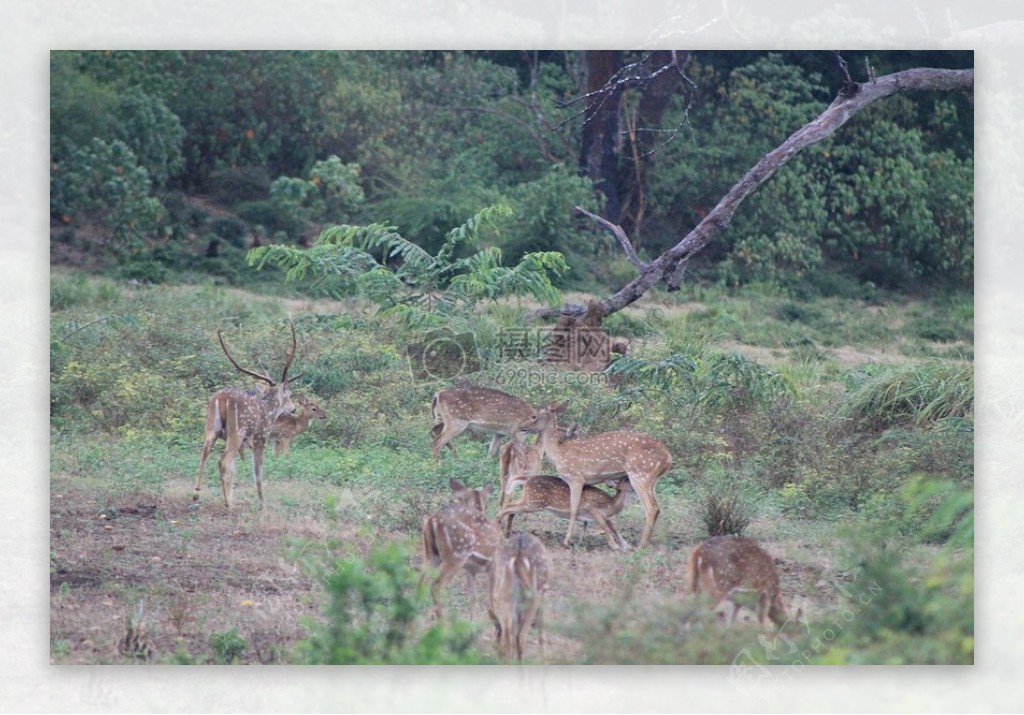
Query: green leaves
xmin=248 ymin=205 xmax=568 ymax=322
xmin=50 ymin=138 xmax=167 ymax=255
xmin=294 ymin=540 xmax=484 ymax=664
xmin=903 ymin=475 xmax=974 ymax=548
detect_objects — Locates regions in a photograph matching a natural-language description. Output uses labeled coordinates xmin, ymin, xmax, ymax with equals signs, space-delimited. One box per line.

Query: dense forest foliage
xmin=50 ymin=50 xmax=973 ymax=296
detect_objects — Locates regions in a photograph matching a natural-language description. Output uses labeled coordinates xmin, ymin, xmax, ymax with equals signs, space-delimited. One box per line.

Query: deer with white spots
xmin=194 ymin=322 xmax=300 ymax=508
xmin=430 ymin=386 xmax=536 ymax=459
xmin=517 ymin=401 xmax=672 ymax=548
xmin=269 ymin=395 xmax=326 ymax=457
xmin=497 ymin=476 xmax=632 ymax=550
xmin=495 ymin=424 xmax=580 ymax=524
xmin=688 ymin=536 xmax=788 ymax=630
xmin=419 ymin=478 xmax=504 ymax=619
xmin=487 ymin=531 xmax=549 ymax=661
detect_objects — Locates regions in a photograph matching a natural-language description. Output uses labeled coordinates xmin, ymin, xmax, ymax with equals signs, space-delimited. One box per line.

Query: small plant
xmin=295 ymin=540 xmax=485 ymax=664
xmin=51 ymin=639 xmax=72 ymax=661
xmin=209 ymin=627 xmax=248 ymax=664
xmin=698 ymin=488 xmax=751 ymax=537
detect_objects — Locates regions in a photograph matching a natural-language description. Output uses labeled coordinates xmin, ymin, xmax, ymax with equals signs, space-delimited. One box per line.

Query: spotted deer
xmin=430 ymin=386 xmax=536 ymax=459
xmin=488 ymin=532 xmax=549 ymax=661
xmin=269 ymin=395 xmax=326 ymax=457
xmin=419 ymin=478 xmax=503 ymax=619
xmin=496 ymin=424 xmax=580 ymax=524
xmin=194 ymin=322 xmax=300 ymax=508
xmin=517 ymin=401 xmax=672 ymax=548
xmin=688 ymin=536 xmax=788 ymax=630
xmin=497 ymin=476 xmax=632 ymax=550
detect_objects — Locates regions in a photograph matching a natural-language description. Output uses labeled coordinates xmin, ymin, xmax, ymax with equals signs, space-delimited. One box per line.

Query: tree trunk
xmin=578 ymin=51 xmax=624 ymax=222
xmin=621 ymin=51 xmax=688 ymax=242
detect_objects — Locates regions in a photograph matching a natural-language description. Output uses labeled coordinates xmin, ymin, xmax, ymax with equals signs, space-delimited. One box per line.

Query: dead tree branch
xmin=574 ymin=205 xmax=647 ymax=270
xmin=537 ymin=66 xmax=974 ymax=320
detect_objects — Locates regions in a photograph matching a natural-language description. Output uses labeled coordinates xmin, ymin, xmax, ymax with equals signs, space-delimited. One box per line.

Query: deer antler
xmin=280 ymin=319 xmax=297 ymax=383
xmin=217 ymin=329 xmax=275 ymax=385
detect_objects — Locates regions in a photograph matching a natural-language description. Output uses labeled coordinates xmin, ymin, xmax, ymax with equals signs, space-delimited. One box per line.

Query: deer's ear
xmin=449 ymin=478 xmax=467 ymax=493
xmin=553 ymin=401 xmax=569 ymax=414
xmin=481 ymin=483 xmax=494 ymax=498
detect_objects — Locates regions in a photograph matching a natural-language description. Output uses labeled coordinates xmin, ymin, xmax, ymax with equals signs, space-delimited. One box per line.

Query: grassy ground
xmin=49 ymin=270 xmax=973 ymax=664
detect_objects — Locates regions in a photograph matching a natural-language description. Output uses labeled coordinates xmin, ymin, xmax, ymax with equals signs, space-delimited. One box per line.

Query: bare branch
xmin=574 ymin=206 xmax=647 ymax=270
xmin=569 ymin=66 xmax=974 ymax=318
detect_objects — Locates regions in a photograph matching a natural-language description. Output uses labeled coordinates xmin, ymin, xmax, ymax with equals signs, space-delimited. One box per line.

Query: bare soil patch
xmin=51 ymin=468 xmax=834 ymax=664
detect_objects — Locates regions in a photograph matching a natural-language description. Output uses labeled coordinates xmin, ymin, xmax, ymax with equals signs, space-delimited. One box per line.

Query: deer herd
xmin=194 ymin=321 xmax=797 ymax=662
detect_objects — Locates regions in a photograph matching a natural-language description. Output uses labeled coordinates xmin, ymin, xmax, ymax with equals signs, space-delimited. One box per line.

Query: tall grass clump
xmin=841 ymin=362 xmax=973 ymax=431
xmin=698 ymin=488 xmax=752 ymax=537
xmin=51 ymin=271 xmax=123 ymax=310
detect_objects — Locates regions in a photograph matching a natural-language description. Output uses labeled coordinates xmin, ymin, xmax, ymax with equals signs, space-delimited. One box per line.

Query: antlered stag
xmin=194 ymin=322 xmax=300 ymax=508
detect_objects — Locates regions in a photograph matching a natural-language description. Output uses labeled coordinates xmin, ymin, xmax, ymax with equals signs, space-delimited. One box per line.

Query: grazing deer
xmin=420 ymin=478 xmax=503 ymax=619
xmin=497 ymin=476 xmax=632 ymax=550
xmin=688 ymin=536 xmax=788 ymax=630
xmin=430 ymin=386 xmax=536 ymax=459
xmin=269 ymin=395 xmax=327 ymax=457
xmin=194 ymin=322 xmax=300 ymax=508
xmin=488 ymin=532 xmax=549 ymax=661
xmin=517 ymin=401 xmax=672 ymax=548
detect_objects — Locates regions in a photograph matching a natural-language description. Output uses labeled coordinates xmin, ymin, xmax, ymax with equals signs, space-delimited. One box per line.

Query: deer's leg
xmin=218 ymin=448 xmax=237 ymax=509
xmin=465 ymin=571 xmax=481 ymax=620
xmin=496 ymin=501 xmax=523 ymax=538
xmin=757 ymin=591 xmax=770 ymax=630
xmin=519 ymin=595 xmax=541 ymax=662
xmin=536 ymin=600 xmax=545 ymax=660
xmin=251 ymin=438 xmax=266 ymax=506
xmin=487 ymin=603 xmax=503 ymax=655
xmin=431 ymin=421 xmax=465 ymax=459
xmin=194 ymin=436 xmax=216 ymax=501
xmin=563 ymin=479 xmax=584 ymax=548
xmin=486 ymin=434 xmax=502 ymax=459
xmin=631 ymin=476 xmax=661 ymax=548
xmin=429 ymin=557 xmax=465 ymax=619
xmin=590 ymin=511 xmax=624 ymax=551
xmin=724 ymin=596 xmax=740 ymax=626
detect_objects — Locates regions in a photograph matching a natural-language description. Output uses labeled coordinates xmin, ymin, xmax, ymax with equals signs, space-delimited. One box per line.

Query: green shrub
xmin=208 ymin=167 xmax=271 ymax=205
xmin=236 ymin=199 xmax=307 ymax=241
xmin=295 ymin=540 xmax=485 ymax=664
xmin=209 ymin=216 xmax=249 ymax=248
xmin=50 ymin=138 xmax=167 ymax=255
xmin=209 ymin=627 xmax=247 ymax=664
